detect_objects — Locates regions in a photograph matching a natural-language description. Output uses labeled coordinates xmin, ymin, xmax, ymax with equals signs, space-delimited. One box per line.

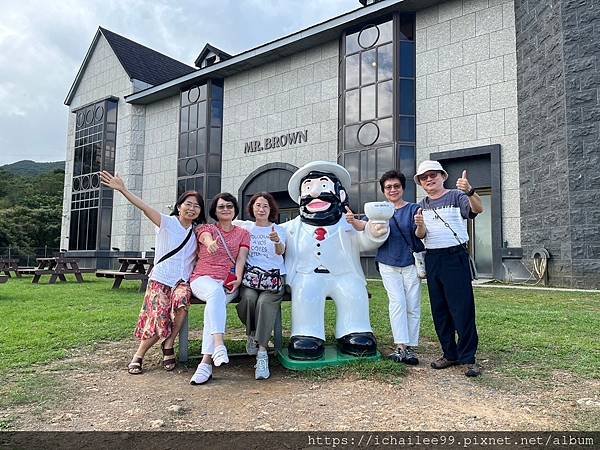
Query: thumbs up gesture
xmin=345 ymin=206 xmax=358 ymax=226
xmin=414 ymin=208 xmax=424 ymax=226
xmin=456 ymin=169 xmax=472 ymax=193
xmin=269 ymin=225 xmax=281 ymax=244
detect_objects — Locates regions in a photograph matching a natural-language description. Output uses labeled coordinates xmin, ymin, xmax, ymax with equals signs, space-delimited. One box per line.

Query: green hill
xmin=0 ymin=160 xmax=65 ymax=177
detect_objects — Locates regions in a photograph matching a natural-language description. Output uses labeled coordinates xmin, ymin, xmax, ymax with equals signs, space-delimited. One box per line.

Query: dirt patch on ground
xmin=3 ymin=340 xmax=599 ymax=431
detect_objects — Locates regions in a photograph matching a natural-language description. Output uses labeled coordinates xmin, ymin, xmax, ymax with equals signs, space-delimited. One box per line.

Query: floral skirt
xmin=134 ymin=280 xmax=192 ymax=340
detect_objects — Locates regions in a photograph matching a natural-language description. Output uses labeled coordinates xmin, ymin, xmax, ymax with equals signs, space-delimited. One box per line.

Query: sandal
xmin=161 ymin=342 xmax=177 ymax=371
xmin=128 ymin=355 xmax=143 ymax=375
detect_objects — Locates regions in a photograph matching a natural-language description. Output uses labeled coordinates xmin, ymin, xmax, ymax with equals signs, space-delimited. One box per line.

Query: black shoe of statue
xmin=337 ymin=332 xmax=377 ymax=357
xmin=288 ymin=335 xmax=325 ymax=360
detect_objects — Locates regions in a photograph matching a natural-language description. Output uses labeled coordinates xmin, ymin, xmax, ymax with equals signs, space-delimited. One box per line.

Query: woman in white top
xmin=100 ymin=171 xmax=206 ymax=374
xmin=235 ymin=192 xmax=286 ymax=380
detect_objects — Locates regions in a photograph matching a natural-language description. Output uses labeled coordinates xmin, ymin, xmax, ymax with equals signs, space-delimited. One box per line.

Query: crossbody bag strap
xmin=156 ymin=226 xmax=193 ymax=265
xmin=213 ymin=226 xmax=236 ymax=265
xmin=391 ymin=214 xmax=415 ymax=253
xmin=424 ymin=197 xmax=469 ymax=252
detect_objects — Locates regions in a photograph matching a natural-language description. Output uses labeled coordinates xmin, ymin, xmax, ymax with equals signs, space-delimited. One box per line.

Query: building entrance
xmin=238 ymin=163 xmax=298 ymax=222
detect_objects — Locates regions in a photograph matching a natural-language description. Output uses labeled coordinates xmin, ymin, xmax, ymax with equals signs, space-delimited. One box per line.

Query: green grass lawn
xmin=0 ymin=277 xmax=598 ymax=380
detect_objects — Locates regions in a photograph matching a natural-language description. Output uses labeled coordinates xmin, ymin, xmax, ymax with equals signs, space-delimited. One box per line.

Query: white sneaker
xmin=255 ymin=351 xmax=270 ymax=380
xmin=246 ymin=335 xmax=258 ymax=355
xmin=190 ymin=362 xmax=212 ymax=385
xmin=212 ymin=344 xmax=229 ymax=367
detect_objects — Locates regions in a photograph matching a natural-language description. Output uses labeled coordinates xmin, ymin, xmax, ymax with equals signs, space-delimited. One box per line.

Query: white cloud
xmin=0 ymin=0 xmax=358 ymax=165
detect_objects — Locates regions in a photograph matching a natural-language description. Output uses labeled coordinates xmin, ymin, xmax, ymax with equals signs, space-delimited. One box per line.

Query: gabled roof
xmin=65 ymin=27 xmax=196 ymax=105
xmin=194 ymin=43 xmax=232 ymax=68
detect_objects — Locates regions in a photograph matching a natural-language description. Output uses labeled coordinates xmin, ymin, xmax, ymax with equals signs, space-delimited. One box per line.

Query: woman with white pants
xmin=347 ymin=170 xmax=424 ymax=364
xmin=189 ymin=193 xmax=250 ymax=385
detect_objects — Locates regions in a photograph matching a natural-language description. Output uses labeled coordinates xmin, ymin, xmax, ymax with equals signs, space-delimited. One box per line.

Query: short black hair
xmin=170 ymin=191 xmax=206 ymax=224
xmin=379 ymin=170 xmax=406 ymax=192
xmin=247 ymin=192 xmax=280 ymax=223
xmin=209 ymin=192 xmax=239 ymax=221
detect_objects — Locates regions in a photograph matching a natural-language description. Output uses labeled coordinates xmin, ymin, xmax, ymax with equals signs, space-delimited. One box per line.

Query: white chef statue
xmin=282 ymin=161 xmax=390 ymax=360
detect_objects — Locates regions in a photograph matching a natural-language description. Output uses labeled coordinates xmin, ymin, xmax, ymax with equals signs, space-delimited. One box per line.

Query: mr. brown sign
xmin=244 ymin=129 xmax=308 ymax=154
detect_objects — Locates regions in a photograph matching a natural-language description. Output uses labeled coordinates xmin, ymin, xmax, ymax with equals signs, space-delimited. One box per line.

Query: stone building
xmin=62 ymin=0 xmax=600 ymax=288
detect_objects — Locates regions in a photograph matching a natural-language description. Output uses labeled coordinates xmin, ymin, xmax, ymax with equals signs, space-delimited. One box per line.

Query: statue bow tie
xmin=314 ymin=227 xmax=327 ymax=241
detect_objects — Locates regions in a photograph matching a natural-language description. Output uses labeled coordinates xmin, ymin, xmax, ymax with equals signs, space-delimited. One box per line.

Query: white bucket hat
xmin=413 ymin=160 xmax=448 ymax=184
xmin=288 ymin=161 xmax=351 ymax=204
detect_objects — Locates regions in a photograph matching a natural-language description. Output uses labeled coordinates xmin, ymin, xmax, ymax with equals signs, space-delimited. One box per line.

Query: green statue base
xmin=277 ymin=345 xmax=381 ymax=370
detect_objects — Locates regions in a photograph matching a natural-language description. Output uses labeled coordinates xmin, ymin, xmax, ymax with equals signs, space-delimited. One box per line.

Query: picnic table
xmin=96 ymin=257 xmax=154 ymax=292
xmin=28 ymin=255 xmax=95 ymax=284
xmin=0 ymin=258 xmax=21 ymax=278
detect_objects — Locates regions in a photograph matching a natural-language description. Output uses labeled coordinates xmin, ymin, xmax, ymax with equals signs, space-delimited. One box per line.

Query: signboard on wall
xmin=244 ymin=129 xmax=308 ymax=154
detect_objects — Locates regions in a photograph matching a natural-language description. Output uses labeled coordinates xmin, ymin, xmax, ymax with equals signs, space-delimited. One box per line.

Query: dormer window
xmin=194 ymin=43 xmax=231 ymax=69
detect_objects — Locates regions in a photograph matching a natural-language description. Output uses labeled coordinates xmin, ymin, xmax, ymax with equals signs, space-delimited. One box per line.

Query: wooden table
xmin=0 ymin=258 xmax=21 ymax=278
xmin=96 ymin=257 xmax=154 ymax=292
xmin=30 ymin=255 xmax=94 ymax=284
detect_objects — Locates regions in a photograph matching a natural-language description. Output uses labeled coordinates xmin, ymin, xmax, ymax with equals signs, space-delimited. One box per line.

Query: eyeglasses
xmin=418 ymin=172 xmax=440 ymax=181
xmin=216 ymin=204 xmax=235 ymax=210
xmin=182 ymin=202 xmax=201 ymax=209
xmin=384 ymin=183 xmax=402 ymax=191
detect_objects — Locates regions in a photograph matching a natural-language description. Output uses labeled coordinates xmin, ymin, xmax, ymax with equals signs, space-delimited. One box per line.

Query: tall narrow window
xmin=70 ymin=99 xmax=117 ymax=250
xmin=179 ymin=80 xmax=223 ymax=206
xmin=339 ymin=14 xmax=416 ymax=210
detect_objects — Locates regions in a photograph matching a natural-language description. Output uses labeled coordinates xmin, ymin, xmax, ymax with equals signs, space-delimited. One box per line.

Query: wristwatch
xmin=466 ymin=188 xmax=476 ymax=197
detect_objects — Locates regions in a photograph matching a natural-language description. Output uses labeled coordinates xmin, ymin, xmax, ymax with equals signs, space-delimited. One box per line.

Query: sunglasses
xmin=216 ymin=204 xmax=235 ymax=210
xmin=418 ymin=172 xmax=440 ymax=181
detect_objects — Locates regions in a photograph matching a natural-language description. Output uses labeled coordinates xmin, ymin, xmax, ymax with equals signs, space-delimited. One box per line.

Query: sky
xmin=0 ymin=0 xmax=360 ymax=166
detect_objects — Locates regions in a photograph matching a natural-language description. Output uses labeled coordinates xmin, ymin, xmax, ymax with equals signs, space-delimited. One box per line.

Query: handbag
xmin=213 ymin=226 xmax=238 ymax=291
xmin=242 ymin=264 xmax=283 ymax=292
xmin=424 ymin=198 xmax=478 ymax=281
xmin=392 ymin=215 xmax=427 ymax=279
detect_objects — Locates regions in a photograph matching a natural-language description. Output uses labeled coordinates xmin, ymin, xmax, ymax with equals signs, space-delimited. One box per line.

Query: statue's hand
xmin=368 ymin=221 xmax=388 ymax=238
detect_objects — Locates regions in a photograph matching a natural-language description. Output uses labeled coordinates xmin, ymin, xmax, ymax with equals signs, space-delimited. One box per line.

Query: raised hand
xmin=269 ymin=225 xmax=280 ymax=243
xmin=456 ymin=169 xmax=472 ymax=193
xmin=345 ymin=206 xmax=357 ymax=225
xmin=100 ymin=170 xmax=126 ymax=192
xmin=414 ymin=208 xmax=424 ymax=226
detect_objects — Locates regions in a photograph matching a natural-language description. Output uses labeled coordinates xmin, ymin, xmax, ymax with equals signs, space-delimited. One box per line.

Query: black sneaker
xmin=388 ymin=348 xmax=418 ymax=365
xmin=404 ymin=347 xmax=419 ymax=365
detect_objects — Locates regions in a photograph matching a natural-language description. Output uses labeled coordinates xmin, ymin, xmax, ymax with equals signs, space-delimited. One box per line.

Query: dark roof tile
xmin=99 ymin=27 xmax=196 ymax=86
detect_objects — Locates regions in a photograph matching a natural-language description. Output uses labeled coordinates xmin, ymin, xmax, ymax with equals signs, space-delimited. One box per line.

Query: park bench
xmin=0 ymin=258 xmax=21 ymax=278
xmin=96 ymin=257 xmax=153 ymax=292
xmin=31 ymin=255 xmax=95 ymax=284
xmin=178 ymin=287 xmax=371 ymax=363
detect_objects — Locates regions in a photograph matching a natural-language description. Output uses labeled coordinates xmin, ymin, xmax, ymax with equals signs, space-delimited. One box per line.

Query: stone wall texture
xmin=516 ymin=0 xmax=600 ymax=288
xmin=220 ymin=40 xmax=339 ymax=195
xmin=415 ymin=0 xmax=521 ymax=247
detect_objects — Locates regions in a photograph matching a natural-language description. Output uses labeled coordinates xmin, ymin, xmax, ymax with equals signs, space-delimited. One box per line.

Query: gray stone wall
xmin=563 ymin=0 xmax=600 ymax=287
xmin=415 ymin=0 xmax=521 ymax=247
xmin=516 ymin=0 xmax=600 ymax=288
xmin=139 ymin=95 xmax=181 ymax=251
xmin=221 ymin=40 xmax=339 ymax=196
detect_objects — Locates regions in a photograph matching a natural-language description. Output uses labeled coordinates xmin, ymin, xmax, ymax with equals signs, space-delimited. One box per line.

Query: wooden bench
xmin=178 ymin=288 xmax=371 ymax=363
xmin=0 ymin=258 xmax=20 ymax=278
xmin=31 ymin=256 xmax=94 ymax=284
xmin=96 ymin=257 xmax=153 ymax=292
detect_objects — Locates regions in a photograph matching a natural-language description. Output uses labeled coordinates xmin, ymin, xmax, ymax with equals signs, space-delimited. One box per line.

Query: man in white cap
xmin=282 ymin=161 xmax=389 ymax=360
xmin=413 ymin=160 xmax=484 ymax=377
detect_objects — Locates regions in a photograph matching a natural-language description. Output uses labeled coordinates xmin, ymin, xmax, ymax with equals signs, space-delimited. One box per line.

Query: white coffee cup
xmin=364 ymin=201 xmax=394 ymax=223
